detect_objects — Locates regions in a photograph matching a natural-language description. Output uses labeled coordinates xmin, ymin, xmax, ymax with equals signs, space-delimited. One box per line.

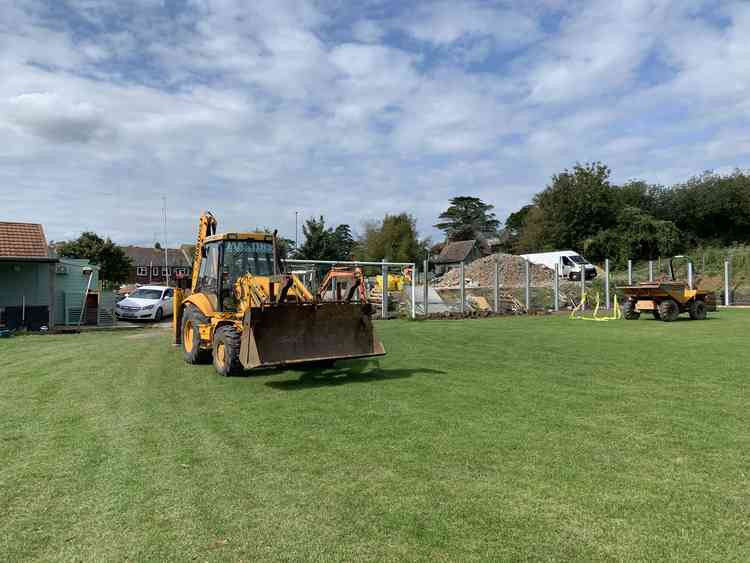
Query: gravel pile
xmin=435 ymin=253 xmax=556 ymax=288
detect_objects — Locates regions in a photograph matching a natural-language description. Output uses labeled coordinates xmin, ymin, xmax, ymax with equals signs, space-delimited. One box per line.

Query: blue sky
xmin=1 ymin=0 xmax=749 ymax=247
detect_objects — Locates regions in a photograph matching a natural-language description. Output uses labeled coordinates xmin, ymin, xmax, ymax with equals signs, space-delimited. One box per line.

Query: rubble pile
xmin=435 ymin=253 xmax=556 ymax=288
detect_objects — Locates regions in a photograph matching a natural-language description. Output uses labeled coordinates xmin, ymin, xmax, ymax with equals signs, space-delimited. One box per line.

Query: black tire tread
xmin=213 ymin=325 xmax=243 ymax=376
xmin=689 ymin=299 xmax=707 ymax=320
xmin=658 ymin=299 xmax=680 ymax=322
xmin=182 ymin=305 xmax=212 ymax=364
xmin=623 ymin=299 xmax=640 ymax=320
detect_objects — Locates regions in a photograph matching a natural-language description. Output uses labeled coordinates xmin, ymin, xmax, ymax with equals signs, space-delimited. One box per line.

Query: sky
xmin=1 ymin=0 xmax=749 ymax=247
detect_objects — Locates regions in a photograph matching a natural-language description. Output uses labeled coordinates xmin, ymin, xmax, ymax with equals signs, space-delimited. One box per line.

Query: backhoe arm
xmin=191 ymin=211 xmax=217 ymax=292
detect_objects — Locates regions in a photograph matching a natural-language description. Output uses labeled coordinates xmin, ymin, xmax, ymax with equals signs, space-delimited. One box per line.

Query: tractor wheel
xmin=212 ymin=325 xmax=243 ymax=376
xmin=182 ymin=305 xmax=212 ymax=364
xmin=651 ymin=308 xmax=661 ymax=321
xmin=658 ymin=299 xmax=680 ymax=322
xmin=689 ymin=299 xmax=707 ymax=320
xmin=623 ymin=299 xmax=640 ymax=320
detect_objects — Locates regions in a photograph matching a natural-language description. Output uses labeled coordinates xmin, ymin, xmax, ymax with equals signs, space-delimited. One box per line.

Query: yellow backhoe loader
xmin=173 ymin=212 xmax=385 ymax=376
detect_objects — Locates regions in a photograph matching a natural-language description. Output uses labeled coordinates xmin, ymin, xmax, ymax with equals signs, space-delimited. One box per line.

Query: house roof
xmin=121 ymin=246 xmax=192 ymax=268
xmin=434 ymin=240 xmax=477 ymax=264
xmin=0 ymin=221 xmax=55 ymax=260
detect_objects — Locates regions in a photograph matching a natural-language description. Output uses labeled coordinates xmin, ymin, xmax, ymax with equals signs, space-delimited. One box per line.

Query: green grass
xmin=2 ymin=312 xmax=750 ymax=562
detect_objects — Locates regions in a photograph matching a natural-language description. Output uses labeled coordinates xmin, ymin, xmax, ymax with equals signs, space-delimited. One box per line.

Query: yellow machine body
xmin=174 ymin=212 xmax=385 ymax=375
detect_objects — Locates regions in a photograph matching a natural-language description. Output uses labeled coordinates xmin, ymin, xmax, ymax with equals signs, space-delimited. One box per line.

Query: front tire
xmin=658 ymin=299 xmax=680 ymax=322
xmin=689 ymin=299 xmax=707 ymax=320
xmin=154 ymin=307 xmax=163 ymax=322
xmin=182 ymin=306 xmax=212 ymax=364
xmin=624 ymin=299 xmax=640 ymax=320
xmin=212 ymin=325 xmax=243 ymax=376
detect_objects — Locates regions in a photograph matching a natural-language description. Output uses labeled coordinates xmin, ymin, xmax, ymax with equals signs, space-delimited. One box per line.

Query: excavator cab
xmin=174 ymin=213 xmax=385 ymax=376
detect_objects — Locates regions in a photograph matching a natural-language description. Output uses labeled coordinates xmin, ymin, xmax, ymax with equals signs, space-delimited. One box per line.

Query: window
xmin=152 ymin=267 xmax=160 ymax=276
xmin=136 ymin=266 xmax=148 ymax=276
xmin=561 ymin=256 xmax=572 ymax=266
xmin=162 ymin=267 xmax=170 ymax=276
xmin=163 ymin=289 xmax=173 ymax=299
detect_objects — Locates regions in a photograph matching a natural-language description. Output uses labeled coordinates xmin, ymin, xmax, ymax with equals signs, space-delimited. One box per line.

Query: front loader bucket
xmin=239 ymin=303 xmax=385 ymax=369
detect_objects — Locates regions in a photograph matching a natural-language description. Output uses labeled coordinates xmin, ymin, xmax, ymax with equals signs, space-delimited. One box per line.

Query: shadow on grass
xmin=265 ymin=359 xmax=445 ymax=391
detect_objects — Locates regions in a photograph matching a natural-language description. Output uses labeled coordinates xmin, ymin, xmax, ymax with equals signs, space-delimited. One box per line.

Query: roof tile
xmin=0 ymin=222 xmax=49 ymax=258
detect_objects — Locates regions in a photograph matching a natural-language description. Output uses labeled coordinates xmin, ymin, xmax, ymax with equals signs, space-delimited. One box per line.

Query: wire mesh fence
xmin=417 ymin=251 xmax=750 ymax=318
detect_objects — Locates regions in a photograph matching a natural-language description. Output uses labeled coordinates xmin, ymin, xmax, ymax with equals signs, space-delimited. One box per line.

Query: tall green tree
xmin=519 ymin=162 xmax=615 ymax=251
xmin=499 ymin=204 xmax=533 ymax=252
xmin=585 ymin=207 xmax=683 ymax=265
xmin=293 ymin=217 xmax=354 ymax=261
xmin=358 ymin=213 xmax=427 ymax=262
xmin=58 ymin=232 xmax=132 ymax=283
xmin=434 ymin=196 xmax=500 ymax=242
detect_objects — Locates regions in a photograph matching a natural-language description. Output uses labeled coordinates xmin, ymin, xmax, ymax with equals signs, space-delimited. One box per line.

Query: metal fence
xmin=413 ymin=255 xmax=750 ymax=317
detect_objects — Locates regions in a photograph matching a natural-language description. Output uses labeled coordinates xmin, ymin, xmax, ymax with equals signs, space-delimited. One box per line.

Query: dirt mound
xmin=435 ymin=253 xmax=555 ymax=288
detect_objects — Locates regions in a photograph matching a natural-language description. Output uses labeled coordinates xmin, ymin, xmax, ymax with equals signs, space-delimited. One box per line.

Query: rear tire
xmin=658 ymin=299 xmax=680 ymax=322
xmin=651 ymin=309 xmax=661 ymax=321
xmin=689 ymin=299 xmax=707 ymax=320
xmin=212 ymin=325 xmax=243 ymax=376
xmin=623 ymin=299 xmax=640 ymax=320
xmin=182 ymin=306 xmax=212 ymax=364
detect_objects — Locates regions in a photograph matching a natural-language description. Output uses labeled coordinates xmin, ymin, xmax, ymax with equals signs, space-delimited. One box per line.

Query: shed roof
xmin=434 ymin=240 xmax=477 ymax=264
xmin=0 ymin=221 xmax=54 ymax=260
xmin=121 ymin=246 xmax=192 ymax=268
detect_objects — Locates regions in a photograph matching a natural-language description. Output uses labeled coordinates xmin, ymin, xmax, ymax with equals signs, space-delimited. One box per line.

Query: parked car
xmin=115 ymin=285 xmax=174 ymax=321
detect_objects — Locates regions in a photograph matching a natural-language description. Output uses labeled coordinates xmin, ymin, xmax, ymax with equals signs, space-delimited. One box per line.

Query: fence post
xmin=554 ymin=263 xmax=560 ymax=312
xmin=410 ymin=263 xmax=416 ymax=319
xmin=524 ymin=259 xmax=530 ymax=313
xmin=628 ymin=259 xmax=633 ymax=285
xmin=724 ymin=260 xmax=730 ymax=306
xmin=459 ymin=261 xmax=465 ymax=314
xmin=580 ymin=268 xmax=586 ymax=311
xmin=687 ymin=261 xmax=693 ymax=290
xmin=648 ymin=260 xmax=654 ymax=282
xmin=423 ymin=259 xmax=429 ymax=317
xmin=605 ymin=258 xmax=610 ymax=309
xmin=494 ymin=260 xmax=499 ymax=313
xmin=381 ymin=259 xmax=388 ymax=320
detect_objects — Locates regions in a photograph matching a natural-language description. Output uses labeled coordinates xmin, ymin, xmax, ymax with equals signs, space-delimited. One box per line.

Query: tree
xmin=331 ymin=224 xmax=355 ymax=260
xmin=293 ymin=217 xmax=354 ymax=261
xmin=520 ymin=162 xmax=615 ymax=251
xmin=498 ymin=204 xmax=533 ymax=252
xmin=434 ymin=196 xmax=500 ymax=242
xmin=58 ymin=232 xmax=133 ymax=283
xmin=357 ymin=213 xmax=427 ymax=263
xmin=154 ymin=241 xmax=162 ymax=250
xmin=585 ymin=206 xmax=683 ymax=265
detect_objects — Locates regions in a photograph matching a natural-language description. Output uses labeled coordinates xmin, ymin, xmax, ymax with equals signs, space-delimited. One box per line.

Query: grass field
xmin=2 ymin=311 xmax=750 ymax=561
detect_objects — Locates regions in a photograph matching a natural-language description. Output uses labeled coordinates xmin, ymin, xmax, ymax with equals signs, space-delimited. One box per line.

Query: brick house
xmin=121 ymin=246 xmax=193 ymax=288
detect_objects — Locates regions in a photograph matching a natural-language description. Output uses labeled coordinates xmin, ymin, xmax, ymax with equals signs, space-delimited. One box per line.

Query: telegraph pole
xmin=295 ymin=211 xmax=299 ymax=252
xmin=163 ymin=196 xmax=170 ymax=286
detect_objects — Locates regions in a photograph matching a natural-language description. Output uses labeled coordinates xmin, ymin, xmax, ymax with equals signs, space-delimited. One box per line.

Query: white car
xmin=116 ymin=285 xmax=174 ymax=321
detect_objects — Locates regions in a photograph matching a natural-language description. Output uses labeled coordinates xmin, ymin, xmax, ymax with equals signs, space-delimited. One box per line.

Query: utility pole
xmin=162 ymin=196 xmax=170 ymax=286
xmin=295 ymin=211 xmax=299 ymax=252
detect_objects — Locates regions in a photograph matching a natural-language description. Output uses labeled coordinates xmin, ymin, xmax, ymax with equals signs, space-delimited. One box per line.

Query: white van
xmin=520 ymin=251 xmax=597 ymax=281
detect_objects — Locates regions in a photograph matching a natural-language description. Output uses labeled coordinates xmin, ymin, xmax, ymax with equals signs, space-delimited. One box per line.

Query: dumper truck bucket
xmin=239 ymin=303 xmax=385 ymax=369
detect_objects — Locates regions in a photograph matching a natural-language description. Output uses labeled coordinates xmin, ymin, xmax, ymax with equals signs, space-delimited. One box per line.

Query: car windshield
xmin=129 ymin=289 xmax=162 ymax=300
xmin=223 ymin=240 xmax=274 ymax=281
xmin=569 ymin=255 xmax=587 ymax=265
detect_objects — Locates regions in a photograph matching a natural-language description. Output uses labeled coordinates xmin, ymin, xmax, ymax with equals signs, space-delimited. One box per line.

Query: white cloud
xmin=0 ymin=0 xmax=749 ymax=248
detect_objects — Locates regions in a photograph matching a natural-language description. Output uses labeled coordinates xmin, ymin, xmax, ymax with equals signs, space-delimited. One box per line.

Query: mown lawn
xmin=2 ymin=311 xmax=750 ymax=562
